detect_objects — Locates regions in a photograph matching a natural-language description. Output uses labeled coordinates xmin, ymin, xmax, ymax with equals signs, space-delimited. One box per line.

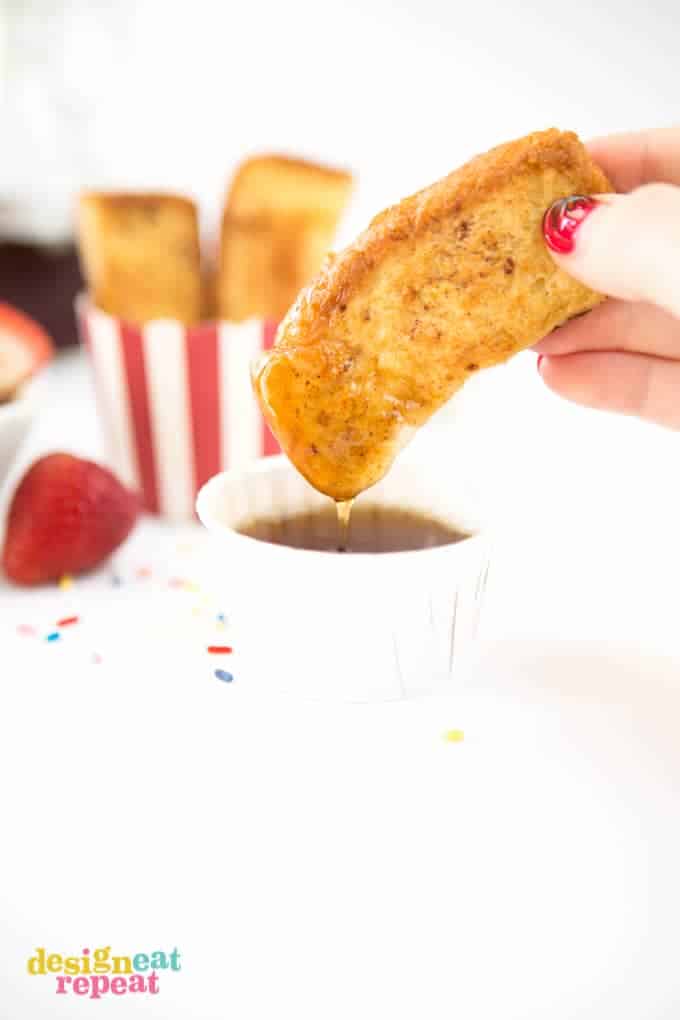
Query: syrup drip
xmin=335 ymin=499 xmax=354 ymax=552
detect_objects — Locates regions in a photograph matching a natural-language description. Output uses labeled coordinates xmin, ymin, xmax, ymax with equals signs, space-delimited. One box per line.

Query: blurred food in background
xmin=2 ymin=452 xmax=139 ymax=585
xmin=0 ymin=303 xmax=54 ymax=495
xmin=76 ymin=156 xmax=353 ymax=327
xmin=218 ymin=156 xmax=353 ymax=322
xmin=0 ymin=303 xmax=53 ymax=403
xmin=77 ymin=193 xmax=204 ymax=325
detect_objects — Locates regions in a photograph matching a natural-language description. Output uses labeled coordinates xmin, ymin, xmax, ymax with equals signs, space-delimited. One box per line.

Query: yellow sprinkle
xmin=58 ymin=574 xmax=73 ymax=591
xmin=444 ymin=729 xmax=464 ymax=743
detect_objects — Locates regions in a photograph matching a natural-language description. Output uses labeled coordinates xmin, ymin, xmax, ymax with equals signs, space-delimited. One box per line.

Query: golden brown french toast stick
xmin=77 ymin=192 xmax=202 ymax=324
xmin=217 ymin=155 xmax=353 ymax=322
xmin=253 ymin=129 xmax=612 ymax=500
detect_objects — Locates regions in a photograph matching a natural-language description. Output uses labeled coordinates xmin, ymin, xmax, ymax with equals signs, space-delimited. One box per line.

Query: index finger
xmin=587 ymin=127 xmax=680 ymax=192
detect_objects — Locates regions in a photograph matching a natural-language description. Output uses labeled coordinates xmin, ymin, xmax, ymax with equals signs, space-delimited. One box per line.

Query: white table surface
xmin=2 ymin=350 xmax=680 ymax=1018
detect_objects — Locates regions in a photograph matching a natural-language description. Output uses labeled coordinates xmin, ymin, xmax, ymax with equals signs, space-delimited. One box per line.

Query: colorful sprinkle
xmin=214 ymin=669 xmax=233 ymax=683
xmin=46 ymin=632 xmax=61 ymax=643
xmin=58 ymin=574 xmax=73 ymax=591
xmin=136 ymin=565 xmax=152 ymax=579
xmin=207 ymin=645 xmax=233 ymax=655
xmin=216 ymin=613 xmax=226 ymax=623
xmin=92 ymin=653 xmax=103 ymax=665
xmin=444 ymin=729 xmax=464 ymax=743
xmin=168 ymin=576 xmax=200 ymax=592
xmin=16 ymin=623 xmax=36 ymax=637
xmin=56 ymin=615 xmax=79 ymax=628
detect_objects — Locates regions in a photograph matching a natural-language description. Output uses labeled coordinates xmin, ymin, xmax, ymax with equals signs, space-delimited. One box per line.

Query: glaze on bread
xmin=253 ymin=129 xmax=612 ymax=500
xmin=217 ymin=155 xmax=353 ymax=322
xmin=77 ymin=193 xmax=202 ymax=324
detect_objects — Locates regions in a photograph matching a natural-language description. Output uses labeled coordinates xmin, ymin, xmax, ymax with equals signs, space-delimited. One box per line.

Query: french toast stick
xmin=253 ymin=130 xmax=612 ymax=500
xmin=218 ymin=155 xmax=353 ymax=322
xmin=77 ymin=192 xmax=202 ymax=325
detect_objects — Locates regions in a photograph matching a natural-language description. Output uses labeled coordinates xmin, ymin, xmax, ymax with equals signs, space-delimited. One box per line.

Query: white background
xmin=2 ymin=1 xmax=680 ymax=1017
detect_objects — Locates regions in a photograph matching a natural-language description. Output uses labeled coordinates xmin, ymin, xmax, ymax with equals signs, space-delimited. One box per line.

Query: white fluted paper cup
xmin=197 ymin=455 xmax=490 ymax=702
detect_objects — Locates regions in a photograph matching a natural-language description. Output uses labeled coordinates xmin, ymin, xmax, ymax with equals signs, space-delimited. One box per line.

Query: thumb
xmin=543 ymin=184 xmax=680 ymax=320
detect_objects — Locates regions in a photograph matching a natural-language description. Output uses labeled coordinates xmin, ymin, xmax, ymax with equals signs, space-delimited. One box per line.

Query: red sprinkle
xmin=207 ymin=645 xmax=233 ymax=655
xmin=57 ymin=616 xmax=80 ymax=627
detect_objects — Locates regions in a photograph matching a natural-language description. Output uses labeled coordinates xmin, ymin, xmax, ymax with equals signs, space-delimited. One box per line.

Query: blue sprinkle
xmin=216 ymin=612 xmax=226 ymax=623
xmin=214 ymin=669 xmax=233 ymax=683
xmin=46 ymin=632 xmax=61 ymax=643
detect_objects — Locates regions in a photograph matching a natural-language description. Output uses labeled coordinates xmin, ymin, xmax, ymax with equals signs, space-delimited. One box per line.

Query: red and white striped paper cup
xmin=76 ymin=296 xmax=280 ymax=518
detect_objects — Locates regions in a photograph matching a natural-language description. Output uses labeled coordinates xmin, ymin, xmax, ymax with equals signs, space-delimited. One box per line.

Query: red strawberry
xmin=2 ymin=453 xmax=139 ymax=585
xmin=0 ymin=302 xmax=54 ymax=402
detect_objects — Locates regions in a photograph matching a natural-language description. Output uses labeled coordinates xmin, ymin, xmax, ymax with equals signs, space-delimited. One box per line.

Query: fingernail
xmin=542 ymin=195 xmax=598 ymax=254
xmin=537 ymin=354 xmax=544 ymax=373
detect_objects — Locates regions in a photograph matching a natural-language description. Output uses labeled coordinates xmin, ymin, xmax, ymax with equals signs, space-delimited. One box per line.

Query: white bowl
xmin=197 ymin=455 xmax=490 ymax=702
xmin=0 ymin=371 xmax=47 ymax=489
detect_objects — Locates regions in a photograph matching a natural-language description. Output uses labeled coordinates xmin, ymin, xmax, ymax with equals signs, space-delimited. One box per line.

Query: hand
xmin=535 ymin=127 xmax=680 ymax=428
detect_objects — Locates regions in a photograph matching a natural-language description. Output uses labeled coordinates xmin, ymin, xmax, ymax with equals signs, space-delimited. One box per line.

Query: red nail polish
xmin=542 ymin=195 xmax=598 ymax=254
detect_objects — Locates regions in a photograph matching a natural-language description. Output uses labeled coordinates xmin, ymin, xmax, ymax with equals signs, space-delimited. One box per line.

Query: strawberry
xmin=0 ymin=302 xmax=54 ymax=402
xmin=2 ymin=453 xmax=139 ymax=585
